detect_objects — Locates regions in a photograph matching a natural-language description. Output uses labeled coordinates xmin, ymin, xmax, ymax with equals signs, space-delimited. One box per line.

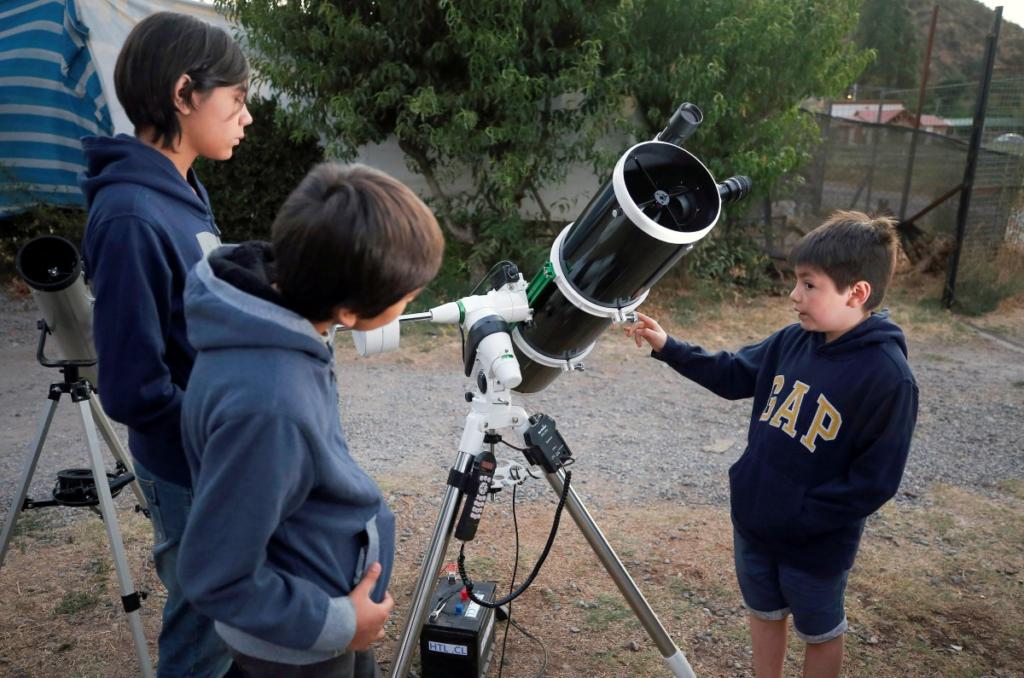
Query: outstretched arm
xmin=630 ymin=310 xmax=775 ymax=401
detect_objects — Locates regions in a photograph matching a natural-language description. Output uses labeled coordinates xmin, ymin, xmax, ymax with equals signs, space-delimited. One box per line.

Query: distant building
xmin=829 ymin=100 xmax=904 ymax=120
xmin=830 ymin=100 xmax=953 ymax=134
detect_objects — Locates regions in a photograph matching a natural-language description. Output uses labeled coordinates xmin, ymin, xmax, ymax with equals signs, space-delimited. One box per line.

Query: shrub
xmin=195 ymin=97 xmax=323 ymax=243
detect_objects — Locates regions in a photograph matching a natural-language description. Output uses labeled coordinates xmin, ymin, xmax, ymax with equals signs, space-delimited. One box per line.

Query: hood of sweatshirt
xmin=185 ymin=241 xmax=331 ymax=363
xmin=815 ymin=310 xmax=908 ymax=359
xmin=80 ymin=134 xmax=212 ymax=221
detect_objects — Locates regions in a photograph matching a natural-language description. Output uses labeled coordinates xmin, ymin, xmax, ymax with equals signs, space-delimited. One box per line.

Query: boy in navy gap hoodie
xmin=177 ymin=163 xmax=445 ymax=677
xmin=626 ymin=211 xmax=918 ymax=678
xmin=80 ymin=12 xmax=252 ymax=677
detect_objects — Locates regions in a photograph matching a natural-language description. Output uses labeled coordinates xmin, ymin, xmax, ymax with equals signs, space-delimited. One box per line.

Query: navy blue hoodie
xmin=81 ymin=134 xmax=221 ymax=486
xmin=177 ymin=243 xmax=395 ymax=663
xmin=653 ymin=313 xmax=918 ymax=574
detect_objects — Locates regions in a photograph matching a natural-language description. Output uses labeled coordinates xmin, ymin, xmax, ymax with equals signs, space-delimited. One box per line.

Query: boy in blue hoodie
xmin=626 ymin=211 xmax=918 ymax=678
xmin=80 ymin=12 xmax=252 ymax=677
xmin=176 ymin=162 xmax=445 ymax=677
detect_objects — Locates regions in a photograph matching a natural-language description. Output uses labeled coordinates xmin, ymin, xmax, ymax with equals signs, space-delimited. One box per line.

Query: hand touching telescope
xmin=625 ymin=311 xmax=669 ymax=352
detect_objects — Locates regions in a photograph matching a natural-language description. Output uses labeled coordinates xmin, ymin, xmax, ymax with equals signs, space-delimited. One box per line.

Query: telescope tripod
xmin=0 ymin=325 xmax=154 ymax=677
xmin=388 ymin=395 xmax=695 ymax=678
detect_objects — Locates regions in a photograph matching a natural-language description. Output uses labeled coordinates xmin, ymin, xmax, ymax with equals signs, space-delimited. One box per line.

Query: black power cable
xmin=510 ymin=618 xmax=548 ymax=678
xmin=456 ymin=470 xmax=572 ymax=609
xmin=497 ymin=483 xmax=521 ymax=678
xmin=496 ymin=483 xmax=549 ymax=678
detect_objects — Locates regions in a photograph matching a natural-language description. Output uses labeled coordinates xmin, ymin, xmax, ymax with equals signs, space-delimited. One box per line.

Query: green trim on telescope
xmin=526 ymin=260 xmax=556 ymax=306
xmin=456 ymin=299 xmax=466 ymax=324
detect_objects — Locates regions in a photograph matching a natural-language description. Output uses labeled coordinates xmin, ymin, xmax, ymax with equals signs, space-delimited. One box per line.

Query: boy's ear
xmin=173 ymin=74 xmax=194 ymax=115
xmin=335 ymin=307 xmax=360 ymax=329
xmin=848 ymin=280 xmax=872 ymax=308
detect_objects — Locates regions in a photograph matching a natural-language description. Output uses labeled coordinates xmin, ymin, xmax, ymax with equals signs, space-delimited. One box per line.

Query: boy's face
xmin=789 ymin=265 xmax=870 ymax=342
xmin=179 ymin=82 xmax=253 ymax=161
xmin=338 ymin=289 xmax=422 ymax=332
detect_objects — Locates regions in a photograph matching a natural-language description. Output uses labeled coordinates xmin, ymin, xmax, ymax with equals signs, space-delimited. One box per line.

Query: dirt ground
xmin=1 ymin=481 xmax=1021 ymax=678
xmin=1 ymin=277 xmax=1022 ymax=677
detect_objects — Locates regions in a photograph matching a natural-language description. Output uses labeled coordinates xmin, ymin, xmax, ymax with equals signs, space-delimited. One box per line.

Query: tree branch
xmin=529 ymin=181 xmax=551 ymax=224
xmin=397 ymin=138 xmax=475 ymax=244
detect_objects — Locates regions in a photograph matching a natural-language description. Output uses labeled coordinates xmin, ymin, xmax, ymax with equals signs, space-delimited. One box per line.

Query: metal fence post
xmin=943 ymin=7 xmax=1002 ymax=308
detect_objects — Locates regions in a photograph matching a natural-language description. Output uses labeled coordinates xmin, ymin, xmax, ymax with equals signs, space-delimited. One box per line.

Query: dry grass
xmin=0 ymin=503 xmax=162 ymax=678
xmin=2 ymin=481 xmax=1021 ymax=677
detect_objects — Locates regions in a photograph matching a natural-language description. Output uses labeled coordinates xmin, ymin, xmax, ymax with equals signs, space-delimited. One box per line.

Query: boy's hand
xmin=346 ymin=562 xmax=394 ymax=651
xmin=625 ymin=311 xmax=668 ymax=352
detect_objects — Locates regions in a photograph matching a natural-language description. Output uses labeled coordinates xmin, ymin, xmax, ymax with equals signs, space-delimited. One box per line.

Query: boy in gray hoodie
xmin=177 ymin=163 xmax=445 ymax=677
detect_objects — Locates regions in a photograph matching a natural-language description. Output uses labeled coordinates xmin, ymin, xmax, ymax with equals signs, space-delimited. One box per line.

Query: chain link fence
xmin=764 ymin=75 xmax=1024 ymax=313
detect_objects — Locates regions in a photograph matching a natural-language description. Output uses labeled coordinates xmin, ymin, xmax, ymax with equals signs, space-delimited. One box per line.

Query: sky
xmin=977 ymin=0 xmax=1024 ymax=29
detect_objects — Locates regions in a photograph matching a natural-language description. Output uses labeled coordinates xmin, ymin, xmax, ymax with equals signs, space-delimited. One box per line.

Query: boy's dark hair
xmin=272 ymin=163 xmax=445 ymax=321
xmin=114 ymin=12 xmax=248 ymax=150
xmin=790 ymin=210 xmax=899 ymax=310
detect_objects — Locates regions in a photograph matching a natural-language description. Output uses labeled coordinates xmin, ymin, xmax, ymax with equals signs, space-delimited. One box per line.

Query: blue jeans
xmin=135 ymin=458 xmax=232 ymax=677
xmin=733 ymin=529 xmax=849 ymax=643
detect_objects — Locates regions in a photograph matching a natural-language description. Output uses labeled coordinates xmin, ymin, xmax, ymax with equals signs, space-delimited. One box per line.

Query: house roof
xmin=850 ymin=107 xmax=951 ymax=127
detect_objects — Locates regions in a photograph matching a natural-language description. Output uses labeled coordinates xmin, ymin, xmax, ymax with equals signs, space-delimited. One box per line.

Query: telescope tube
xmin=15 ymin=235 xmax=99 ymax=385
xmin=513 ymin=139 xmax=748 ymax=393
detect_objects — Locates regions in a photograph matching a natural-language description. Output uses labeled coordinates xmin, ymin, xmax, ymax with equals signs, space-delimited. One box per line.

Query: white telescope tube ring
xmin=548 ymin=225 xmax=650 ymax=322
xmin=612 ymin=140 xmax=721 ymax=246
xmin=512 ymin=326 xmax=595 ymax=371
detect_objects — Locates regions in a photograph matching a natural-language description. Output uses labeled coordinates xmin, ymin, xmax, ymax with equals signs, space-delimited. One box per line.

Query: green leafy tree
xmin=854 ymin=0 xmax=920 ymax=90
xmin=221 ymin=0 xmax=628 ymax=274
xmin=617 ymin=0 xmax=870 ymax=201
xmin=221 ymin=0 xmax=869 ymax=286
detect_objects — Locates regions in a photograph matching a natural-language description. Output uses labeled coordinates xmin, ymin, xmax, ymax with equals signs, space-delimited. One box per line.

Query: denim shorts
xmin=733 ymin=529 xmax=849 ymax=643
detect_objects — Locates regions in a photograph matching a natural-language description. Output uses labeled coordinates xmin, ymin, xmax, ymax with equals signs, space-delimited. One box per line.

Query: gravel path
xmin=2 ymin=291 xmax=1023 ymax=529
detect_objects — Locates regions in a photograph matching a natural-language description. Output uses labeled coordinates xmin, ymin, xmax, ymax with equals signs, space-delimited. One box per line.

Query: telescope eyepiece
xmin=656 ymin=102 xmax=704 ymax=145
xmin=717 ymin=175 xmax=752 ymax=204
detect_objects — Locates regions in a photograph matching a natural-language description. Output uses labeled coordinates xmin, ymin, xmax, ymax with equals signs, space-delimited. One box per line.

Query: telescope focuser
xmin=718 ymin=175 xmax=752 ymax=204
xmin=657 ymin=102 xmax=704 ymax=146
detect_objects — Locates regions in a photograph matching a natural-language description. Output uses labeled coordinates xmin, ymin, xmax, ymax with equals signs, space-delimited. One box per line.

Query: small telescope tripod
xmin=0 ymin=321 xmax=154 ymax=677
xmin=388 ymin=391 xmax=696 ymax=677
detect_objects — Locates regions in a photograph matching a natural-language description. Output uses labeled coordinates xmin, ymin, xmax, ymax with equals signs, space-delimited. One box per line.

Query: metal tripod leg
xmin=78 ymin=398 xmax=155 ymax=678
xmin=389 ymin=451 xmax=473 ymax=678
xmin=89 ymin=396 xmax=147 ymax=509
xmin=545 ymin=469 xmax=695 ymax=678
xmin=0 ymin=397 xmax=59 ymax=568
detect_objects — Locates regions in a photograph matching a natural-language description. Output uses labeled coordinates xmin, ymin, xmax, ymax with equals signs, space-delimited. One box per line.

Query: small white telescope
xmin=15 ymin=235 xmax=99 ymax=386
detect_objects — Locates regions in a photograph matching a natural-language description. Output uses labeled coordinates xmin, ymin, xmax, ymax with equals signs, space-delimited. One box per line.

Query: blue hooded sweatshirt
xmin=177 ymin=242 xmax=396 ymax=663
xmin=653 ymin=312 xmax=918 ymax=574
xmin=81 ymin=134 xmax=221 ymax=486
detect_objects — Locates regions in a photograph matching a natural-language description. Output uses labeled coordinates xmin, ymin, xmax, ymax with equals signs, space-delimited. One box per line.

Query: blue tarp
xmin=0 ymin=0 xmax=113 ymax=215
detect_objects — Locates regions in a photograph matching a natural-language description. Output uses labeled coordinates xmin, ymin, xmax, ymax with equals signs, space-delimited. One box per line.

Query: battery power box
xmin=419 ymin=579 xmax=497 ymax=678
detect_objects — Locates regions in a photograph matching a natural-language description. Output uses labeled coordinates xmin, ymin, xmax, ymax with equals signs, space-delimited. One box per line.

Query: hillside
xmin=906 ymin=0 xmax=1024 ymax=84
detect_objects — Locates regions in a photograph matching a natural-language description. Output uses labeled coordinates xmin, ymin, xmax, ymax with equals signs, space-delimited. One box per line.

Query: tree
xmin=221 ymin=0 xmax=869 ymax=283
xmin=221 ymin=0 xmax=629 ymax=273
xmin=617 ymin=0 xmax=870 ymax=201
xmin=854 ymin=0 xmax=920 ymax=90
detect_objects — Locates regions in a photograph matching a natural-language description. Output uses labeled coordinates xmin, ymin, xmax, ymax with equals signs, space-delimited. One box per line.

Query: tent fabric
xmin=76 ymin=0 xmax=232 ymax=136
xmin=0 ymin=0 xmax=231 ymax=216
xmin=0 ymin=0 xmax=113 ymax=215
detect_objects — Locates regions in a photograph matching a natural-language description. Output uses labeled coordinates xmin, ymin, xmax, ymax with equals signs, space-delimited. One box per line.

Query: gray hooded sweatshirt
xmin=176 ymin=242 xmax=395 ymax=664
